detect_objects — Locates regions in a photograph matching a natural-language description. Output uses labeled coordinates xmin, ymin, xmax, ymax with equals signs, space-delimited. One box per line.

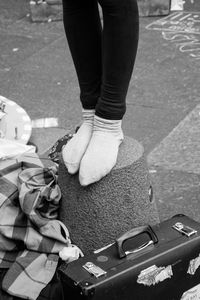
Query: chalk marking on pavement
xmin=146 ymin=12 xmax=200 ymax=60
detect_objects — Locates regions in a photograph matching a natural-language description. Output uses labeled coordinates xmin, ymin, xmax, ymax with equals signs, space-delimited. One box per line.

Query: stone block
xmin=58 ymin=136 xmax=159 ymax=254
xmin=29 ymin=1 xmax=62 ymax=22
xmin=138 ymin=0 xmax=171 ymax=17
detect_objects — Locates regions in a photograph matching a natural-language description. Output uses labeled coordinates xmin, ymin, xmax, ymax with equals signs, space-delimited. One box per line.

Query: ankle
xmin=93 ymin=115 xmax=124 ymax=140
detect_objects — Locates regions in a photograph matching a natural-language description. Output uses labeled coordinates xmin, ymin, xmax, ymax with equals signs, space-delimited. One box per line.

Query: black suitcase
xmin=59 ymin=215 xmax=200 ymax=300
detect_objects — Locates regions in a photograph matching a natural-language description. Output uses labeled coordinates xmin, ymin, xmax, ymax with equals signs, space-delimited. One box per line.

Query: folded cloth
xmin=0 ymin=267 xmax=64 ymax=300
xmin=0 ymin=153 xmax=80 ymax=300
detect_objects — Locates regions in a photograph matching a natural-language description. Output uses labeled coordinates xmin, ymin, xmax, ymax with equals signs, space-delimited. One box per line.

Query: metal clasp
xmin=83 ymin=262 xmax=107 ymax=278
xmin=172 ymin=222 xmax=197 ymax=237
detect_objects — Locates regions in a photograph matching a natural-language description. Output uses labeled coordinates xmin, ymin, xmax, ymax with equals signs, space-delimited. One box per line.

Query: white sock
xmin=79 ymin=115 xmax=124 ymax=186
xmin=62 ymin=109 xmax=95 ymax=174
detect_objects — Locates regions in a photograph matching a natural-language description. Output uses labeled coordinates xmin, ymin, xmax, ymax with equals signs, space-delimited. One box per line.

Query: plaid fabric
xmin=0 ymin=154 xmax=71 ymax=300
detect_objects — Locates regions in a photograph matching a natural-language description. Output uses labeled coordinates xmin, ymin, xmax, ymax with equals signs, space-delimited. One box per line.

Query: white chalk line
xmin=146 ymin=12 xmax=200 ymax=60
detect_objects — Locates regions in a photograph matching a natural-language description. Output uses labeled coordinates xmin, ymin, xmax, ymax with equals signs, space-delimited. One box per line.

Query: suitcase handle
xmin=116 ymin=225 xmax=158 ymax=258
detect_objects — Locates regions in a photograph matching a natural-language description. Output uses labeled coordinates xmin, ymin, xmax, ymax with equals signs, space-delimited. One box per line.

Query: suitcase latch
xmin=172 ymin=222 xmax=197 ymax=237
xmin=83 ymin=262 xmax=107 ymax=278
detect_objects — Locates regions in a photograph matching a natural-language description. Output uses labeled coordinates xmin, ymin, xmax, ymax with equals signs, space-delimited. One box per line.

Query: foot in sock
xmin=79 ymin=115 xmax=124 ymax=186
xmin=62 ymin=109 xmax=95 ymax=174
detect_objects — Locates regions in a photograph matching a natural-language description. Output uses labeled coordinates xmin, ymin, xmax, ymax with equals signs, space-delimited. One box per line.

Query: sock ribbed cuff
xmin=82 ymin=109 xmax=95 ymax=124
xmin=93 ymin=115 xmax=124 ymax=139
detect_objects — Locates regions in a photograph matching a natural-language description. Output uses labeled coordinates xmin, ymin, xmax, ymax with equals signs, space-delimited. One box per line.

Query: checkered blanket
xmin=0 ymin=154 xmax=71 ymax=300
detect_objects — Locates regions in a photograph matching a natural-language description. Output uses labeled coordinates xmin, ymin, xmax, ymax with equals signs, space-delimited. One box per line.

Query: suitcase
xmin=59 ymin=214 xmax=200 ymax=300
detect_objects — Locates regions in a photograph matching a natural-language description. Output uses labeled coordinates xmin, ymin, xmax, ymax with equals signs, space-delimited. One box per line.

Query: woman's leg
xmin=79 ymin=0 xmax=139 ymax=185
xmin=62 ymin=0 xmax=102 ymax=174
xmin=96 ymin=0 xmax=139 ymax=120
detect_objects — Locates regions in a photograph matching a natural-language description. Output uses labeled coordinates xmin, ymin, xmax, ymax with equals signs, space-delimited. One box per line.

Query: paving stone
xmin=0 ymin=0 xmax=29 ymax=27
xmin=138 ymin=0 xmax=170 ymax=17
xmin=148 ymin=104 xmax=200 ymax=174
xmin=184 ymin=0 xmax=200 ymax=11
xmin=29 ymin=1 xmax=62 ymax=23
xmin=149 ymin=167 xmax=200 ymax=222
xmin=0 ymin=33 xmax=58 ymax=69
xmin=123 ymin=104 xmax=188 ymax=154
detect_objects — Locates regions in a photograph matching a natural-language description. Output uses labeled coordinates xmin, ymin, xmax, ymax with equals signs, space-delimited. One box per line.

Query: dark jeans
xmin=62 ymin=0 xmax=139 ymax=120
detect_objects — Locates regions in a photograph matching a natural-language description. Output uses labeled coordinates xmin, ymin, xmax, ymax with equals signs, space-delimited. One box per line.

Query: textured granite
xmin=58 ymin=136 xmax=159 ymax=254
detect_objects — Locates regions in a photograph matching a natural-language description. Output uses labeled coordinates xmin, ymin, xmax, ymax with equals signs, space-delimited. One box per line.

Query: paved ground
xmin=0 ymin=0 xmax=200 ymax=222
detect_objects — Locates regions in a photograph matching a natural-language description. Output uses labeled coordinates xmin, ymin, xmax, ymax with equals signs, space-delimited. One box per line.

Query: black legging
xmin=62 ymin=0 xmax=139 ymax=120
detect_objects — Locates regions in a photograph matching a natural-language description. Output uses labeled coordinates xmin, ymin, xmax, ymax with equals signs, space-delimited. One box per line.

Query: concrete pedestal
xmin=58 ymin=136 xmax=159 ymax=254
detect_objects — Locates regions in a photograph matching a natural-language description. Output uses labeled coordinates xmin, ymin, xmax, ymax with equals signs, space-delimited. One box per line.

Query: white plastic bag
xmin=0 ymin=138 xmax=36 ymax=160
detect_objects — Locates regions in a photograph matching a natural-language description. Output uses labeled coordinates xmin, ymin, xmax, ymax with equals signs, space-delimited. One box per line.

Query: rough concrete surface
xmin=148 ymin=104 xmax=200 ymax=174
xmin=58 ymin=137 xmax=159 ymax=254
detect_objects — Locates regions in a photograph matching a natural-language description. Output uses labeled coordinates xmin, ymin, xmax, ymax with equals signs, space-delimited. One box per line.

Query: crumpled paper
xmin=187 ymin=254 xmax=200 ymax=275
xmin=0 ymin=138 xmax=36 ymax=160
xmin=59 ymin=245 xmax=84 ymax=262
